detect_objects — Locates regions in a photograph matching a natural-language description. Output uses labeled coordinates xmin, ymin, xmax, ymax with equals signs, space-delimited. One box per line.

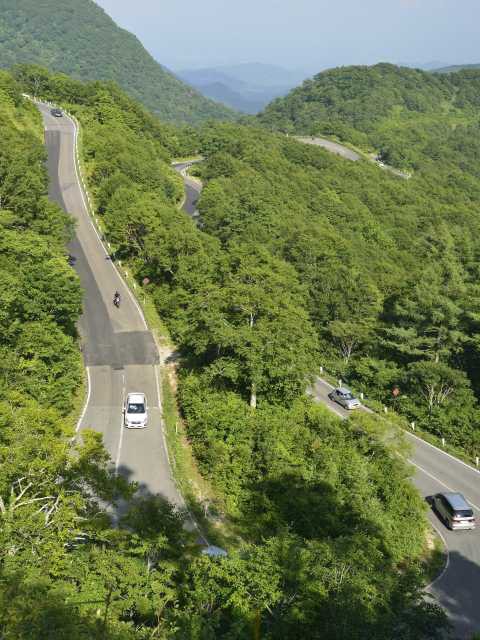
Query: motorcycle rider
xmin=113 ymin=291 xmax=121 ymax=306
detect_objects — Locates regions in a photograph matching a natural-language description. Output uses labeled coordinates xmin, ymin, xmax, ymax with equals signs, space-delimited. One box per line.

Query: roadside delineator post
xmin=360 ymin=392 xmax=364 ymax=400
xmin=476 ymin=457 xmax=479 ymax=467
xmin=442 ymin=437 xmax=446 ymax=447
xmin=384 ymin=406 xmax=388 ymax=414
xmin=319 ymin=366 xmax=323 ymax=374
xmin=411 ymin=421 xmax=415 ymax=431
xmin=338 ymin=379 xmax=342 ymax=387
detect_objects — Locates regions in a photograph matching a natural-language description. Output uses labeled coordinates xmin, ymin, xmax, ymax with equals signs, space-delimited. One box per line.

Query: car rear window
xmin=454 ymin=509 xmax=473 ymax=518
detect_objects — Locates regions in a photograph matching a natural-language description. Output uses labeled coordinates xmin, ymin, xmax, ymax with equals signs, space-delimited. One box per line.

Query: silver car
xmin=328 ymin=387 xmax=361 ymax=410
xmin=433 ymin=492 xmax=475 ymax=530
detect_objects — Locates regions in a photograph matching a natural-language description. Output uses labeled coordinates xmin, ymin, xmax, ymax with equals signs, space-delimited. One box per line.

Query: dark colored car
xmin=51 ymin=108 xmax=63 ymax=117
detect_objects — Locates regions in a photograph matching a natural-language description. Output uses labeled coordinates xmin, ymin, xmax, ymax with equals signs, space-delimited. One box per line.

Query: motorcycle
xmin=113 ymin=292 xmax=121 ymax=308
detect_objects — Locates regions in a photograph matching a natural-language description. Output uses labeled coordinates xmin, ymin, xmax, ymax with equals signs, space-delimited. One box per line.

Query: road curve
xmin=39 ymin=104 xmax=182 ymax=507
xmin=174 ymin=162 xmax=480 ymax=638
xmin=173 ymin=161 xmax=202 ymax=218
xmin=313 ymin=378 xmax=480 ymax=639
xmin=295 ymin=136 xmax=361 ymax=161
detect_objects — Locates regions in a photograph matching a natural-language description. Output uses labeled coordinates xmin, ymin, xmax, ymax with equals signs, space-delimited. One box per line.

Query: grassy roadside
xmin=421 ymin=528 xmax=448 ymax=586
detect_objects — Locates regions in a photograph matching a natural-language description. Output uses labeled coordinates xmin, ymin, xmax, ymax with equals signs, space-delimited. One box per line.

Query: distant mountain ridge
xmin=177 ymin=63 xmax=309 ymax=114
xmin=0 ymin=0 xmax=235 ymax=124
xmin=433 ymin=63 xmax=480 ymax=74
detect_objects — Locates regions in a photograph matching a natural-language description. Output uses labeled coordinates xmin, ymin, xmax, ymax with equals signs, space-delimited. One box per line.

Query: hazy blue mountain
xmin=211 ymin=63 xmax=308 ymax=87
xmin=397 ymin=60 xmax=450 ymax=71
xmin=177 ymin=63 xmax=309 ymax=114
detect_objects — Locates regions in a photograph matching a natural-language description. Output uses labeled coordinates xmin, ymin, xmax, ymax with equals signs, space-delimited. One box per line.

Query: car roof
xmin=441 ymin=492 xmax=471 ymax=510
xmin=127 ymin=392 xmax=146 ymax=404
xmin=337 ymin=387 xmax=352 ymax=394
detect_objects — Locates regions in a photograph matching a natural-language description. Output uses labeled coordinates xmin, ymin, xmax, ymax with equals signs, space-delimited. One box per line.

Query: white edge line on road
xmin=115 ymin=373 xmax=126 ymax=474
xmin=76 ymin=366 xmax=91 ymax=433
xmin=154 ymin=362 xmax=209 ymax=545
xmin=154 ymin=363 xmax=163 ymax=413
xmin=406 ymin=429 xmax=480 ymax=477
xmin=424 ymin=521 xmax=450 ymax=591
xmin=408 ymin=458 xmax=480 ymax=512
xmin=316 ymin=375 xmax=480 ymax=477
xmin=63 ymin=111 xmax=148 ymax=331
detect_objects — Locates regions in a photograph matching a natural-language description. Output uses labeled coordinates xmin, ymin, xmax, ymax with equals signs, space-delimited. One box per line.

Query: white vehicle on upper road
xmin=124 ymin=392 xmax=148 ymax=428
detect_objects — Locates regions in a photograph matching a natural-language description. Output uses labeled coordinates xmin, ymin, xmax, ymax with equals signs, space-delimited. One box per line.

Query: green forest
xmin=260 ymin=63 xmax=480 ymax=170
xmin=0 ymin=0 xmax=235 ymax=124
xmin=0 ymin=65 xmax=451 ymax=638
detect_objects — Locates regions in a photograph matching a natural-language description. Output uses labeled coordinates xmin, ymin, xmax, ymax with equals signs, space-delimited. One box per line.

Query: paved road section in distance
xmin=173 ymin=161 xmax=201 ymax=218
xmin=295 ymin=136 xmax=361 ymax=161
xmin=39 ymin=104 xmax=182 ymax=507
xmin=312 ymin=378 xmax=480 ymax=639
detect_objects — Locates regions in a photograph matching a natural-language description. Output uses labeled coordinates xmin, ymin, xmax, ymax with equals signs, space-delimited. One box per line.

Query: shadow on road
xmin=429 ymin=549 xmax=480 ymax=639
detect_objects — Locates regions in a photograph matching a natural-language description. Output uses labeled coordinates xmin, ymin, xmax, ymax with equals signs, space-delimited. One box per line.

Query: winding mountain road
xmin=40 ymin=104 xmax=182 ymax=507
xmin=176 ymin=160 xmax=480 ymax=639
xmin=40 ymin=110 xmax=480 ymax=635
xmin=314 ymin=382 xmax=480 ymax=639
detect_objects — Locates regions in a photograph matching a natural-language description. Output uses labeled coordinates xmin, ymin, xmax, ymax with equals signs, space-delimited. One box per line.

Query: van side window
xmin=442 ymin=496 xmax=454 ymax=515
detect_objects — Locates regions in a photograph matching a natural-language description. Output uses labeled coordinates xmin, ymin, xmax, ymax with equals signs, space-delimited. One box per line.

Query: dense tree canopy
xmin=260 ymin=63 xmax=480 ymax=171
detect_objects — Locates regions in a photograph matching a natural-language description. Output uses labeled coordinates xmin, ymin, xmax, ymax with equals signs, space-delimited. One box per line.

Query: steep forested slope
xmin=0 ymin=0 xmax=235 ymax=124
xmin=195 ymin=119 xmax=480 ymax=455
xmin=260 ymin=63 xmax=480 ymax=169
xmin=10 ymin=67 xmax=448 ymax=639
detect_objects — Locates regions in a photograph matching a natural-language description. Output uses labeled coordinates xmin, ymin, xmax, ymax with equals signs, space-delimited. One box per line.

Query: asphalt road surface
xmin=295 ymin=136 xmax=361 ymax=161
xmin=173 ymin=161 xmax=201 ymax=218
xmin=312 ymin=378 xmax=480 ymax=639
xmin=39 ymin=104 xmax=182 ymax=508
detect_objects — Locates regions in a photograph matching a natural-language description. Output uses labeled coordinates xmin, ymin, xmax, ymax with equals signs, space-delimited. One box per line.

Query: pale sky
xmin=94 ymin=0 xmax=480 ymax=73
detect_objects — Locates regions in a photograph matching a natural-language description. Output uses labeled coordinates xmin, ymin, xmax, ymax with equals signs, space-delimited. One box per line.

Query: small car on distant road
xmin=51 ymin=108 xmax=63 ymax=117
xmin=328 ymin=387 xmax=361 ymax=410
xmin=432 ymin=492 xmax=475 ymax=530
xmin=124 ymin=392 xmax=148 ymax=429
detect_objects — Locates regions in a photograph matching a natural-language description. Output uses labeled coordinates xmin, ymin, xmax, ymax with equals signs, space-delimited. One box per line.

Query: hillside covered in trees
xmin=5 ymin=65 xmax=449 ymax=638
xmin=0 ymin=0 xmax=235 ymax=124
xmin=260 ymin=63 xmax=480 ymax=170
